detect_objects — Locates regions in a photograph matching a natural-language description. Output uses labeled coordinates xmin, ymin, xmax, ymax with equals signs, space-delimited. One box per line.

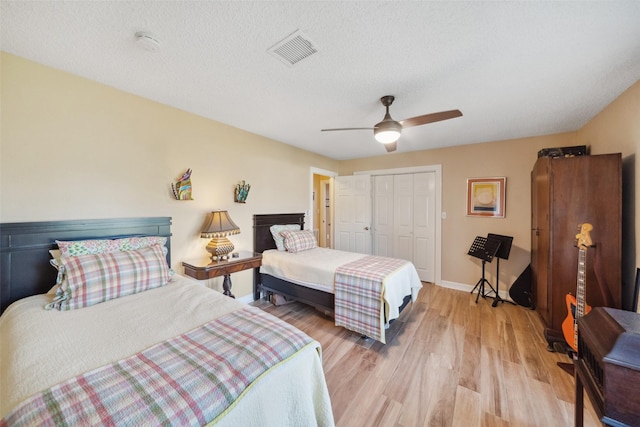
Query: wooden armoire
xmin=530 ymin=153 xmax=622 ymax=348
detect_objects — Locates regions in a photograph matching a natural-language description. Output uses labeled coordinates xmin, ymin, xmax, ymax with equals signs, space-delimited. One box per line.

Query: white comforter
xmin=260 ymin=247 xmax=422 ymax=321
xmin=0 ymin=275 xmax=334 ymax=426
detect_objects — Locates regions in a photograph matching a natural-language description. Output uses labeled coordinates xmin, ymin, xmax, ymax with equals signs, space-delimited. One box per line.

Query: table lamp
xmin=201 ymin=210 xmax=240 ymax=260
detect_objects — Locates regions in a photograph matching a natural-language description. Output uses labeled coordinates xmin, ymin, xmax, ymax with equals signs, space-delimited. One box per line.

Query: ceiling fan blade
xmin=400 ymin=109 xmax=462 ymax=128
xmin=321 ymin=127 xmax=375 ymax=132
xmin=384 ymin=141 xmax=397 ymax=153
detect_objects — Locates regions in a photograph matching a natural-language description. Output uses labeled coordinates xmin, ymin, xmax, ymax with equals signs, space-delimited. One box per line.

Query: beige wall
xmin=0 ymin=52 xmax=339 ymax=298
xmin=576 ymin=80 xmax=640 ymax=310
xmin=2 ymin=51 xmax=639 ymax=309
xmin=340 ymin=80 xmax=640 ymax=311
xmin=339 ymin=133 xmax=577 ymax=294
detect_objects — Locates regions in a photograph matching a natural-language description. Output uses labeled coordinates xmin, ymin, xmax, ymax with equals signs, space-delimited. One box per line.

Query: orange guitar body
xmin=561 ymin=293 xmax=592 ymax=352
xmin=562 ymin=223 xmax=594 ymax=353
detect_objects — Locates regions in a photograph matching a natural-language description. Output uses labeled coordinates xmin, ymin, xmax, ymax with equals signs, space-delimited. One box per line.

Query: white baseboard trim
xmin=236 ymin=293 xmax=254 ymax=304
xmin=438 ymin=280 xmax=511 ymax=302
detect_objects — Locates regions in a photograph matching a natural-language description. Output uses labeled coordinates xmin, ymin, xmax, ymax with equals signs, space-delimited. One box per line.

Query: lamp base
xmin=206 ymin=237 xmax=235 ymax=261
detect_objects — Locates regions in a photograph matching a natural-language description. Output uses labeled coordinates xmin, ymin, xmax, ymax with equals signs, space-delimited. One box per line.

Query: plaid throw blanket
xmin=1 ymin=307 xmax=315 ymax=427
xmin=334 ymin=255 xmax=409 ymax=344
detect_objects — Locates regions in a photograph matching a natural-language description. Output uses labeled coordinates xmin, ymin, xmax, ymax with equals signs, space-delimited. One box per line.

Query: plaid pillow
xmin=280 ymin=230 xmax=317 ymax=253
xmin=270 ymin=224 xmax=301 ymax=251
xmin=56 ymin=236 xmax=168 ymax=257
xmin=46 ymin=245 xmax=171 ymax=310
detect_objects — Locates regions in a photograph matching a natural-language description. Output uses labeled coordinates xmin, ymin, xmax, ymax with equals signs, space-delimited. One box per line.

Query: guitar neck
xmin=576 ymin=248 xmax=587 ymax=319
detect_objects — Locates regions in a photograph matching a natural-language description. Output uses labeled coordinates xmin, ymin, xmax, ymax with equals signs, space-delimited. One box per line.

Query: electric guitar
xmin=561 ymin=223 xmax=593 ymax=353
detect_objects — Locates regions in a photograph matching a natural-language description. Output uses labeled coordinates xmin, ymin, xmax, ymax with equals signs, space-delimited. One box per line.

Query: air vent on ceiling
xmin=267 ymin=30 xmax=318 ymax=67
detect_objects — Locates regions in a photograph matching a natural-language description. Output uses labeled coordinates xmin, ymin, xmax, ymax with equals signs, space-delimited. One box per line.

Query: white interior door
xmin=371 ymin=171 xmax=436 ymax=283
xmin=354 ymin=165 xmax=441 ymax=284
xmin=334 ymin=175 xmax=371 ymax=254
xmin=373 ymin=175 xmax=394 ymax=257
xmin=393 ymin=174 xmax=414 ymax=262
xmin=413 ymin=172 xmax=435 ymax=282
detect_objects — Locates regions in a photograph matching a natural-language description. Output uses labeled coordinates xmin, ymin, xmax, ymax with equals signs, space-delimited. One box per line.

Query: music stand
xmin=468 ymin=236 xmax=501 ymax=303
xmin=487 ymin=233 xmax=515 ymax=307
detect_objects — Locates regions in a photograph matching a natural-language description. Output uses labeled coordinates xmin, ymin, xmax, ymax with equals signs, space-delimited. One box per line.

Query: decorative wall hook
xmin=172 ymin=168 xmax=193 ymax=200
xmin=235 ymin=180 xmax=251 ymax=203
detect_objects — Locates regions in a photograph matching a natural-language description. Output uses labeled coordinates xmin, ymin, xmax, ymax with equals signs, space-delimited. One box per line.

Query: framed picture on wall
xmin=466 ymin=177 xmax=506 ymax=218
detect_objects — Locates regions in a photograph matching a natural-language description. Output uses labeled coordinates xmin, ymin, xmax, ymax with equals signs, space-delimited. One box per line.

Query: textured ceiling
xmin=2 ymin=1 xmax=640 ymax=160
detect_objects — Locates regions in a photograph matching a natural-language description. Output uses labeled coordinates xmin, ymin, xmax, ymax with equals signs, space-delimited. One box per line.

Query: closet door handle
xmin=364 ymin=227 xmax=370 ymax=231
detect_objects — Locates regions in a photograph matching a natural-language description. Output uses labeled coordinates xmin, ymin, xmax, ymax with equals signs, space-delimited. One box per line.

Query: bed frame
xmin=0 ymin=217 xmax=172 ymax=314
xmin=253 ymin=213 xmax=412 ymax=318
xmin=253 ymin=213 xmax=334 ymax=313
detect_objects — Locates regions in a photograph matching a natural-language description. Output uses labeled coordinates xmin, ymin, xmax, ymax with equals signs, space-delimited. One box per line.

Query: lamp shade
xmin=201 ymin=210 xmax=240 ymax=238
xmin=201 ymin=211 xmax=240 ymax=260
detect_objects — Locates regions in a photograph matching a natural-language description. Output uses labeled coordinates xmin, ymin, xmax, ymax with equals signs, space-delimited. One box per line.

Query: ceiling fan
xmin=321 ymin=95 xmax=462 ymax=152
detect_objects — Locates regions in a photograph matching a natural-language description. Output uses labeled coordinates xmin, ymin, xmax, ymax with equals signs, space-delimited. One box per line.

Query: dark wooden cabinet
xmin=531 ymin=154 xmax=622 ymax=348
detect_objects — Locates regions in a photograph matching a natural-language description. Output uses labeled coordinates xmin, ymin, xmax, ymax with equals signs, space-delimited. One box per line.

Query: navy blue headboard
xmin=0 ymin=217 xmax=172 ymax=313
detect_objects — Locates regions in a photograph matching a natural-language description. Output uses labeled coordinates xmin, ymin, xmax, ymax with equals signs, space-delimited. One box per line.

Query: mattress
xmin=0 ymin=275 xmax=334 ymax=426
xmin=260 ymin=247 xmax=366 ymax=293
xmin=260 ymin=247 xmax=422 ymax=322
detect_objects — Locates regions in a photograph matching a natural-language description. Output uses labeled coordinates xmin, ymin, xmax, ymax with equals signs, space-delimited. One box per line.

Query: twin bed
xmin=253 ymin=213 xmax=423 ymax=343
xmin=0 ymin=217 xmax=334 ymax=426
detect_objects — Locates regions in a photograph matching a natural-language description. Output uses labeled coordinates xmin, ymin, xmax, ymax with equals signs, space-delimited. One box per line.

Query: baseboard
xmin=236 ymin=293 xmax=254 ymax=304
xmin=438 ymin=280 xmax=511 ymax=301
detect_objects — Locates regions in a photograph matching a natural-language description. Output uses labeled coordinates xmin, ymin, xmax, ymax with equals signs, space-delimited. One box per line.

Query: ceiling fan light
xmin=374 ymin=120 xmax=402 ymax=144
xmin=375 ymin=130 xmax=401 ymax=144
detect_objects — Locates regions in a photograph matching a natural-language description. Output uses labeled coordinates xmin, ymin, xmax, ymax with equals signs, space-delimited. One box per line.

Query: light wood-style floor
xmin=253 ymin=282 xmax=601 ymax=427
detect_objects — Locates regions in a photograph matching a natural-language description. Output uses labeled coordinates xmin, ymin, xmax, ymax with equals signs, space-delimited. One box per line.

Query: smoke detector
xmin=135 ymin=32 xmax=161 ymax=53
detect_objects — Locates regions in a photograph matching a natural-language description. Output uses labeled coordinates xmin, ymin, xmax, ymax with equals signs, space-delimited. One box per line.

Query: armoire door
xmin=531 ymin=159 xmax=551 ymax=325
xmin=531 ymin=154 xmax=622 ymax=347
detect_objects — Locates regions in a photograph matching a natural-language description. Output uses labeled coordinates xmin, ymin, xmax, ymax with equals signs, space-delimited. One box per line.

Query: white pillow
xmin=270 ymin=224 xmax=301 ymax=251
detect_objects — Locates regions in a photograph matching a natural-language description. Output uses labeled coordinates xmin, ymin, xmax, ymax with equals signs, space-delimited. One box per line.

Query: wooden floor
xmin=253 ymin=282 xmax=601 ymax=427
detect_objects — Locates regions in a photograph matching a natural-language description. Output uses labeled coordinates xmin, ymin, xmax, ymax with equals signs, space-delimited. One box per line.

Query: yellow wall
xmin=0 ymin=52 xmax=339 ymax=298
xmin=2 ymin=51 xmax=639 ymax=310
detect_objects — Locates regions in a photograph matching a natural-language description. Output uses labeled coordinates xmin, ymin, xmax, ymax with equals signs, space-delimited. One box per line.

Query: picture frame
xmin=466 ymin=177 xmax=506 ymax=218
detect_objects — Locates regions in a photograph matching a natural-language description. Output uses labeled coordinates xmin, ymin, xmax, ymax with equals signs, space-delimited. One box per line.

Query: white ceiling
xmin=2 ymin=1 xmax=640 ymax=160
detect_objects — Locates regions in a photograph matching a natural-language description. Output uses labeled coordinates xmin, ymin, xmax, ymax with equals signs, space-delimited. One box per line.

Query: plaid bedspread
xmin=334 ymin=255 xmax=409 ymax=344
xmin=1 ymin=307 xmax=315 ymax=427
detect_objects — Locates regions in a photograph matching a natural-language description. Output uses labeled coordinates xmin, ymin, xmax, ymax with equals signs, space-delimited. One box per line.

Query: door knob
xmin=364 ymin=227 xmax=369 ymax=230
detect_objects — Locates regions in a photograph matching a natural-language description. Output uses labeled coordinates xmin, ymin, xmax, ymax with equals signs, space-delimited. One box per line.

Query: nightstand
xmin=182 ymin=251 xmax=262 ymax=298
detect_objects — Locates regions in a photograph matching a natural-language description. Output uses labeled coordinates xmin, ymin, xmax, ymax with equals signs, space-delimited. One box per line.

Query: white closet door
xmin=393 ymin=174 xmax=414 ymax=262
xmin=413 ymin=172 xmax=435 ymax=282
xmin=373 ymin=175 xmax=394 ymax=257
xmin=334 ymin=175 xmax=372 ymax=254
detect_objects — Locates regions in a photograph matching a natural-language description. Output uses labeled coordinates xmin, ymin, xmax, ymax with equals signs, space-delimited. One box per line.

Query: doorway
xmin=310 ymin=167 xmax=337 ymax=248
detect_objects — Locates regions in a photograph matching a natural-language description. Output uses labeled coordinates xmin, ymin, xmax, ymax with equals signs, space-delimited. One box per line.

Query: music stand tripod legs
xmin=490 ymin=258 xmax=516 ymax=307
xmin=468 ymin=236 xmax=501 ymax=304
xmin=471 ymin=259 xmax=497 ymax=303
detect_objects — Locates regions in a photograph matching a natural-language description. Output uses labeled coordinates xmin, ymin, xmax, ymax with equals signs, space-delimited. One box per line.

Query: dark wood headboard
xmin=0 ymin=217 xmax=172 ymax=313
xmin=252 ymin=213 xmax=305 ymax=254
xmin=252 ymin=213 xmax=305 ymax=300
